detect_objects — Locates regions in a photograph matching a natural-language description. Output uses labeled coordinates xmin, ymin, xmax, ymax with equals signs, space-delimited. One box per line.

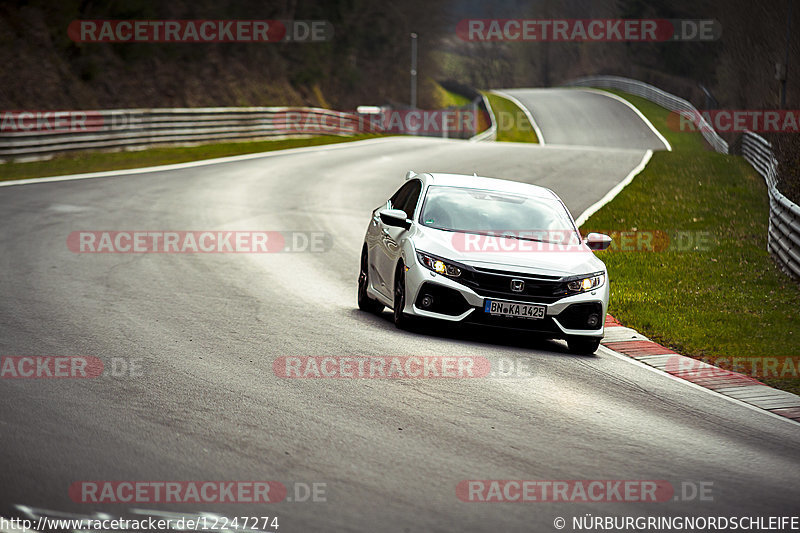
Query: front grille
xmin=458 ymin=267 xmax=570 ymax=303
xmin=465 ymin=311 xmax=563 ymax=335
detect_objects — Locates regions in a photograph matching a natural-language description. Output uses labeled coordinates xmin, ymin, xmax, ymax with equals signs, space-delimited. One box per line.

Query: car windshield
xmin=419 ymin=185 xmax=580 ymax=245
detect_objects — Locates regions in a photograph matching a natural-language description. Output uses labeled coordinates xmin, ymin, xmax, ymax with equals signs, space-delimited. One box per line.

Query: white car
xmin=358 ymin=171 xmax=612 ymax=354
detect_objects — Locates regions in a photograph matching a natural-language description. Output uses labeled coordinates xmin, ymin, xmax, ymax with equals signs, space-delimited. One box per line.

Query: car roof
xmin=418 ymin=172 xmax=558 ymax=200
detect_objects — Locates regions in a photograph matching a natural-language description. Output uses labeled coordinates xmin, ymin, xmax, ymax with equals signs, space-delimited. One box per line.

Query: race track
xmin=497 ymin=88 xmax=670 ymax=150
xmin=1 ymin=90 xmax=798 ymax=532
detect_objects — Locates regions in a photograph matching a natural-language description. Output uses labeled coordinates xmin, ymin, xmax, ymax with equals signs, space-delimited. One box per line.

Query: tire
xmin=567 ymin=336 xmax=601 ymax=355
xmin=358 ymin=247 xmax=384 ymax=314
xmin=393 ymin=263 xmax=411 ymax=329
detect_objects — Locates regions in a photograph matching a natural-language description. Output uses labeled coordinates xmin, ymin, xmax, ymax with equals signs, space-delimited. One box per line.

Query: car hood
xmin=411 ymin=226 xmax=605 ymax=277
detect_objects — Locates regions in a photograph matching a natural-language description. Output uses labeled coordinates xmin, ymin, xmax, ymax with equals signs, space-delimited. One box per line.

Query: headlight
xmin=565 ymin=272 xmax=605 ymax=293
xmin=417 ymin=251 xmax=462 ymax=278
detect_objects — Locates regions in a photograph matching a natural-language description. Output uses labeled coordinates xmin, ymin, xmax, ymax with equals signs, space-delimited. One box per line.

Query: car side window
xmin=397 ymin=180 xmax=422 ymax=219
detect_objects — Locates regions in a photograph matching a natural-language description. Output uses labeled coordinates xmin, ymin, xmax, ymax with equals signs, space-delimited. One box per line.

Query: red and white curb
xmin=601 ymin=315 xmax=800 ymax=423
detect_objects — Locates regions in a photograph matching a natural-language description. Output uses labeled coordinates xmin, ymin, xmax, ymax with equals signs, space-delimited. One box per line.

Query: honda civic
xmin=358 ymin=171 xmax=612 ymax=354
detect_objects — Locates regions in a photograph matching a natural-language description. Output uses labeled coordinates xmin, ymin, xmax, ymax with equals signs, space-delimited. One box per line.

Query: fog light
xmin=587 ymin=313 xmax=600 ymax=328
xmin=421 ymin=294 xmax=434 ymax=309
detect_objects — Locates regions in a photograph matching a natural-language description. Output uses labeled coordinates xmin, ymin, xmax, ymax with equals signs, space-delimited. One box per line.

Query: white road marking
xmin=598 ymin=344 xmax=800 ymax=426
xmin=574 ymin=149 xmax=652 ymax=227
xmin=577 ymin=88 xmax=672 ymax=151
xmin=490 ymin=90 xmax=546 ymax=145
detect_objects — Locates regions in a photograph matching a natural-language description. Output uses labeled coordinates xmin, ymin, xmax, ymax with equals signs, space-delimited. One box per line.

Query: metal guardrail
xmin=741 ymin=131 xmax=778 ymax=188
xmin=742 ymin=131 xmax=800 ymax=280
xmin=0 ymin=103 xmax=489 ymax=160
xmin=0 ymin=107 xmax=378 ymax=160
xmin=565 ymin=75 xmax=729 ymax=154
xmin=567 ymin=76 xmax=799 ymax=280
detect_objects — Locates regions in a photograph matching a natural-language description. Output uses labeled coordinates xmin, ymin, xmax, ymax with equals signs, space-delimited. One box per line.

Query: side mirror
xmin=585 ymin=232 xmax=612 ymax=251
xmin=379 ymin=208 xmax=411 ymax=230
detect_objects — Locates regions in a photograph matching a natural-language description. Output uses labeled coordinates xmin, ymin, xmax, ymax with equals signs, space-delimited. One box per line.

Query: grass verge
xmin=483 ymin=92 xmax=539 ymax=143
xmin=583 ymin=89 xmax=800 ymax=395
xmin=0 ymin=134 xmax=383 ymax=183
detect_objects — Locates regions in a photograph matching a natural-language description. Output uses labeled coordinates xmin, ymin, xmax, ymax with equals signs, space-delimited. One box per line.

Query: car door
xmin=374 ymin=179 xmax=421 ymax=298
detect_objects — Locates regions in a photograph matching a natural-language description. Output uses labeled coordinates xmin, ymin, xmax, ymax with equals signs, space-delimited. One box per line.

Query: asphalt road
xmin=497 ymin=88 xmax=670 ymax=150
xmin=1 ymin=92 xmax=798 ymax=533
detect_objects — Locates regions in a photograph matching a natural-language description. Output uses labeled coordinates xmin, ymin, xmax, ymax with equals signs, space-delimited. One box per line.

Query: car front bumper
xmin=402 ymin=260 xmax=609 ymax=339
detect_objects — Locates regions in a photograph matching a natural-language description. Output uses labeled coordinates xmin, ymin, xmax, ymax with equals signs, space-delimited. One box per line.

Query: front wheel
xmin=567 ymin=336 xmax=601 ymax=355
xmin=393 ymin=264 xmax=412 ymax=329
xmin=358 ymin=247 xmax=384 ymax=314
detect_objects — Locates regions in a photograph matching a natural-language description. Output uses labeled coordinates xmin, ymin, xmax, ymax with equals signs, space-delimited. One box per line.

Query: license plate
xmin=484 ymin=300 xmax=545 ymax=320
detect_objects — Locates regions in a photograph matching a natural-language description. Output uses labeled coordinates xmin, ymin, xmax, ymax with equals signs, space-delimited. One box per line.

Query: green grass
xmin=483 ymin=92 xmax=539 ymax=143
xmin=0 ymin=134 xmax=384 ymax=182
xmin=583 ymin=89 xmax=800 ymax=395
